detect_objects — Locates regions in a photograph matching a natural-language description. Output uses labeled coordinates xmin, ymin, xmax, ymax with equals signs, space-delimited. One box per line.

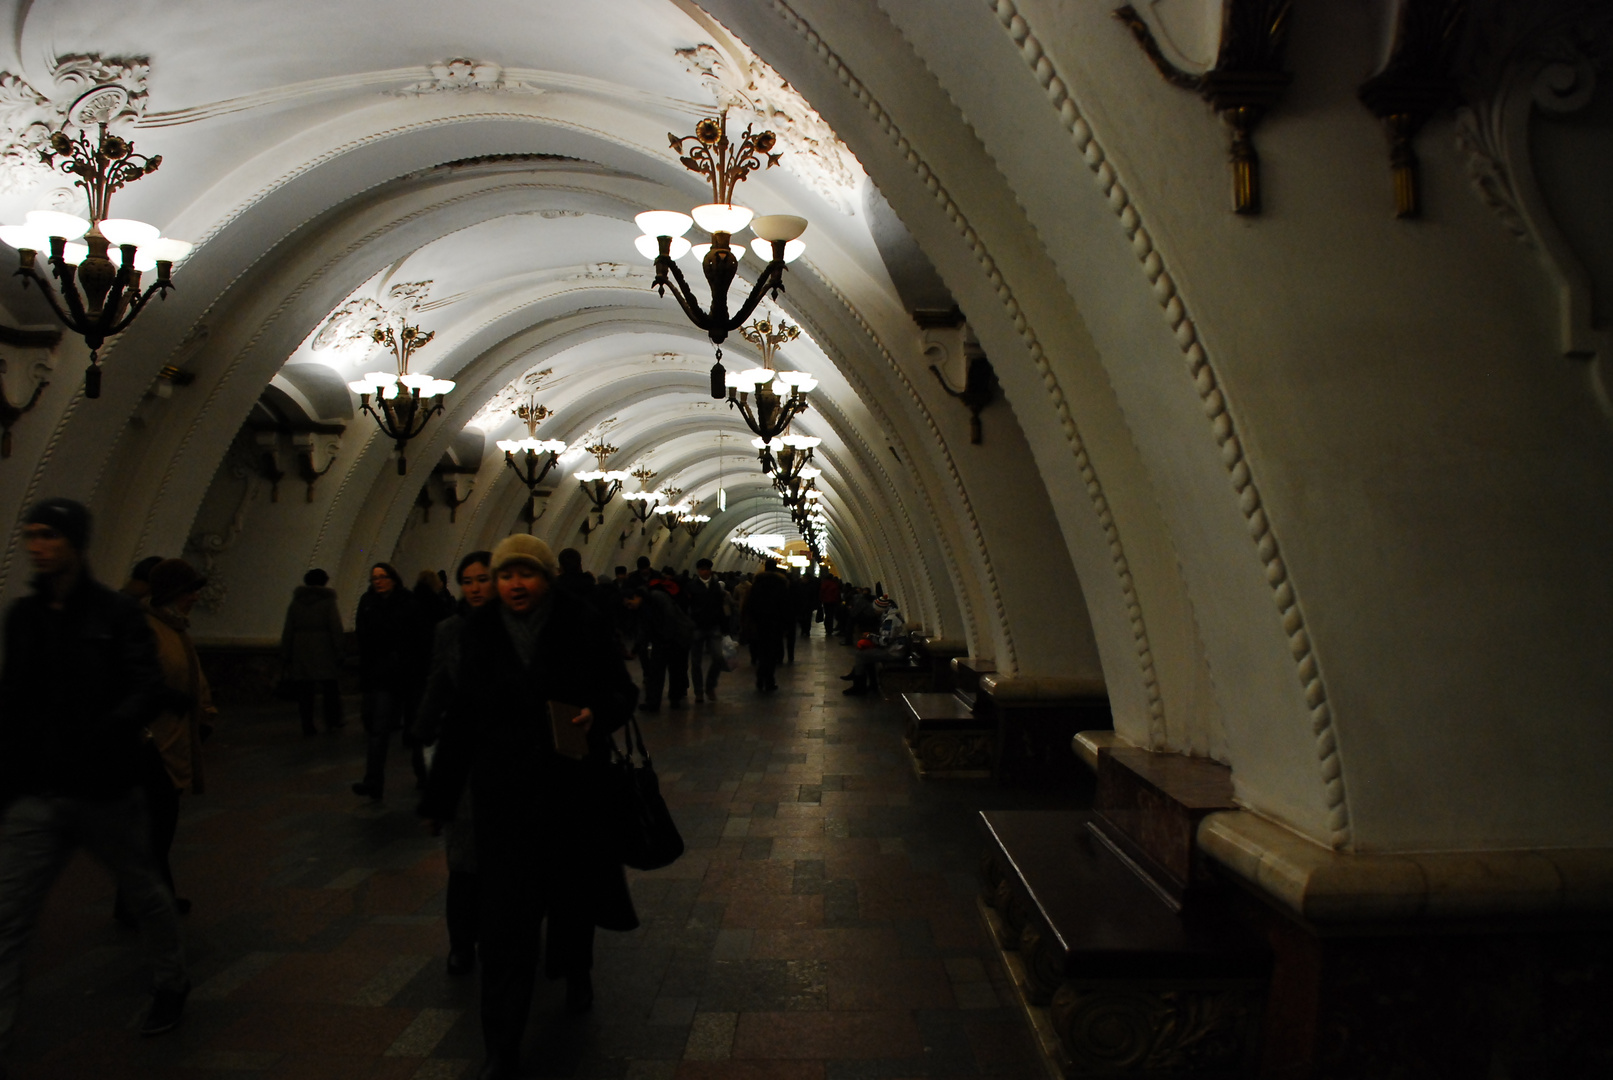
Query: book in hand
xmin=550 ymin=700 xmax=592 ymax=760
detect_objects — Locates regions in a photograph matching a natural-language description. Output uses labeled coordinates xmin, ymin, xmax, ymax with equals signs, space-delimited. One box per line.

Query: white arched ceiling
xmin=2 ymin=0 xmax=1110 ymax=819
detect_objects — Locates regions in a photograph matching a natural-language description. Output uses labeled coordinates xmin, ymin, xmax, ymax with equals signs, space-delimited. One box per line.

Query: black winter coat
xmin=0 ymin=574 xmax=163 ymax=801
xmin=356 ymin=587 xmax=427 ymax=693
xmin=421 ymin=591 xmax=641 ymax=931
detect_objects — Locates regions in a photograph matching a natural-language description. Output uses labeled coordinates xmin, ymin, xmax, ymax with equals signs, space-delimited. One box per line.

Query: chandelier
xmin=680 ymin=505 xmax=711 ymax=539
xmin=0 ymin=92 xmax=193 ymax=399
xmin=494 ymin=390 xmax=566 ymax=526
xmin=632 ymin=112 xmax=808 ymax=393
xmin=759 ymin=432 xmax=821 ymax=481
xmin=576 ymin=442 xmax=630 ymax=524
xmin=621 ymin=466 xmax=663 ymax=533
xmin=728 ymin=318 xmax=814 ymax=444
xmin=348 ymin=323 xmax=455 ymax=475
xmin=778 ymin=467 xmax=821 ymax=508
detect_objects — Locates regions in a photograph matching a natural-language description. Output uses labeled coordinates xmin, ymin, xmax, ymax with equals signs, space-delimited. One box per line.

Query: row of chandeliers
xmin=0 ymin=89 xmax=829 ymax=558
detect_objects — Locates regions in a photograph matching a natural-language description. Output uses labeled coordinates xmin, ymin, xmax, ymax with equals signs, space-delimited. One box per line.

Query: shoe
xmin=140 ymin=982 xmax=189 ymax=1036
xmin=446 ymin=949 xmax=476 ymax=976
xmin=843 ymin=684 xmax=869 ymax=696
xmin=566 ymin=972 xmax=594 ymax=1013
xmin=839 ymin=673 xmax=856 ymax=681
xmin=351 ymin=781 xmax=382 ymax=800
xmin=669 ymin=698 xmax=686 ymax=708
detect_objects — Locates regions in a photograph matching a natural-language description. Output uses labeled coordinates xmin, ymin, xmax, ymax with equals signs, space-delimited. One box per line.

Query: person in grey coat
xmin=280 ymin=569 xmax=346 ymax=735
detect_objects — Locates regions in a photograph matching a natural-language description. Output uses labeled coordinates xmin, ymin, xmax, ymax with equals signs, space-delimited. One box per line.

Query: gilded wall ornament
xmin=0 ymin=54 xmax=149 ymax=194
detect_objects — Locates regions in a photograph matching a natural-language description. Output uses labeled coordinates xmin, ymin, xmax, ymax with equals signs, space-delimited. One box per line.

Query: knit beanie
xmin=874 ymin=596 xmax=896 ymax=610
xmin=148 ymin=559 xmax=207 ymax=607
xmin=24 ymin=497 xmax=91 ymax=551
xmin=491 ymin=534 xmax=559 ymax=580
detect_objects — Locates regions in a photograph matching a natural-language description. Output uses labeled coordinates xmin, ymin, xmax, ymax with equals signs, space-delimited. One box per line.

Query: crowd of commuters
xmin=0 ymin=499 xmax=904 ymax=1080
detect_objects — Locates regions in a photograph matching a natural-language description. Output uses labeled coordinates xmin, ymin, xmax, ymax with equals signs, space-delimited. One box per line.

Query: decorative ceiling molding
xmin=311 ymin=279 xmax=433 ymax=354
xmin=135 ymin=66 xmax=710 ymax=130
xmin=676 ymin=41 xmax=862 ymax=214
xmin=392 ymin=59 xmax=545 ymax=96
xmin=467 ymin=364 xmax=554 ymax=432
xmin=0 ymin=53 xmax=150 ymax=194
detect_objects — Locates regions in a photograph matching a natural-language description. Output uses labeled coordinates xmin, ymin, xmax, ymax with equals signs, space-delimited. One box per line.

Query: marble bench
xmin=898 ymin=690 xmax=993 ymax=778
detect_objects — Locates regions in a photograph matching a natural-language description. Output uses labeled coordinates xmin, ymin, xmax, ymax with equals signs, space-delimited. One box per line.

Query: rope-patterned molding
xmin=982 ymin=0 xmax=1348 ymax=847
xmin=768 ymin=0 xmax=1155 ymax=723
xmin=793 ymin=273 xmax=994 ymax=665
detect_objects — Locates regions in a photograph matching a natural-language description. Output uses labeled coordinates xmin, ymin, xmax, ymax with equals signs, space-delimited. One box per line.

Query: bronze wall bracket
xmin=1116 ymin=2 xmax=1294 ymax=215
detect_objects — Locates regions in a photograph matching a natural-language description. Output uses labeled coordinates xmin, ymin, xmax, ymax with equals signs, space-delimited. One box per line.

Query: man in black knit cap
xmin=0 ymin=499 xmax=190 ymax=1067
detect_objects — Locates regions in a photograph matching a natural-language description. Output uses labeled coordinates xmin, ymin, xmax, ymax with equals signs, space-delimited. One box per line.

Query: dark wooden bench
xmin=898 ymin=691 xmax=992 ymax=778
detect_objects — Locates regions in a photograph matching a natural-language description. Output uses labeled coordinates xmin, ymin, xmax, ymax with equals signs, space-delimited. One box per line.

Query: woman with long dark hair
xmin=352 ymin=562 xmax=426 ymax=800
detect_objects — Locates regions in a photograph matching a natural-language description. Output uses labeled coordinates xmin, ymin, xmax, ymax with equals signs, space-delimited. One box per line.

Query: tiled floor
xmin=6 ymin=632 xmax=1079 ymax=1078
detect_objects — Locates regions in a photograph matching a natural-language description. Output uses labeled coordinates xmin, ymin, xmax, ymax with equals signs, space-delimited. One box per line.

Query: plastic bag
xmin=719 ymin=635 xmax=740 ymax=670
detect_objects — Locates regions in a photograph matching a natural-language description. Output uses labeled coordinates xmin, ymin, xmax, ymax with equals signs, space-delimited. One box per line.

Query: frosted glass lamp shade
xmin=691 ymin=243 xmax=742 ymax=262
xmin=537 ymin=439 xmax=567 ymax=453
xmin=690 ymin=203 xmax=754 ymax=234
xmin=97 ymin=218 xmax=159 ymax=247
xmin=495 ymin=439 xmax=523 ymax=453
xmin=799 ymin=467 xmax=822 ymax=480
xmin=427 ymin=379 xmax=456 ymax=396
xmin=349 ymin=380 xmax=374 ymax=394
xmin=634 ymin=210 xmax=693 ymax=238
xmin=635 ymin=234 xmax=691 ymax=260
xmin=398 ymin=373 xmax=433 ymax=391
xmin=603 ymin=470 xmax=633 ymax=483
xmin=25 ymin=211 xmax=89 ymax=239
xmin=576 ymin=470 xmax=605 ymax=482
xmin=750 ymin=215 xmax=807 ymax=242
xmin=146 ymin=237 xmax=193 ymax=263
xmin=751 ymin=237 xmax=805 ymax=262
xmin=751 ymin=437 xmax=776 ymax=450
xmin=61 ymin=242 xmax=88 ymax=266
xmin=0 ymin=225 xmax=49 ymax=250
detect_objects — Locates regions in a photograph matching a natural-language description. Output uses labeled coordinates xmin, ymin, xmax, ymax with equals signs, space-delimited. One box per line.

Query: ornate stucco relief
xmin=393 ymin=59 xmax=546 ymax=97
xmin=676 ymin=41 xmax=862 ymax=214
xmin=1453 ymin=2 xmax=1612 ymax=370
xmin=0 ymin=54 xmax=150 ymax=194
xmin=973 ymin=0 xmax=1348 ymax=845
xmin=311 ymin=279 xmax=434 ymax=355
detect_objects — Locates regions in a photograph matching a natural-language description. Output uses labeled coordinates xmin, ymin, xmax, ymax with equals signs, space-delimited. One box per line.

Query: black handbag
xmin=608 ymin=713 xmax=684 ymax=871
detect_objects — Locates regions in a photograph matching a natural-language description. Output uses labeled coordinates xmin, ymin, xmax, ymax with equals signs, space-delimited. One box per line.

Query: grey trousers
xmin=0 ymin=793 xmax=187 ymax=1049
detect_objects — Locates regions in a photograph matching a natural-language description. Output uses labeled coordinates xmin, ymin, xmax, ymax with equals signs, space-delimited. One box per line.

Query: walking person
xmin=686 ymin=558 xmax=729 ymax=703
xmin=420 ymin=535 xmax=639 ymax=1080
xmin=0 ymin=499 xmax=189 ymax=1062
xmin=742 ymin=560 xmax=792 ymax=694
xmin=280 ymin=569 xmax=346 ymax=735
xmin=623 ymin=576 xmax=695 ymax=711
xmin=352 ymin=563 xmax=427 ymax=800
xmin=411 ymin=551 xmax=493 ymax=977
xmin=819 ymin=573 xmax=841 ymax=637
xmin=128 ymin=559 xmax=216 ymax=918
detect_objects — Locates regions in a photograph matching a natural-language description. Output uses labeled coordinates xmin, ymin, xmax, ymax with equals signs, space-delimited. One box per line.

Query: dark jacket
xmin=686 ymin=575 xmax=729 ymax=634
xmin=280 ymin=585 xmax=344 ymax=682
xmin=637 ymin=588 xmax=696 ymax=650
xmin=0 ymin=574 xmax=163 ymax=801
xmin=356 ymin=587 xmax=427 ymax=693
xmin=409 ymin=604 xmax=466 ymax=745
xmin=743 ymin=569 xmax=793 ymax=629
xmin=421 ymin=591 xmax=640 ymax=931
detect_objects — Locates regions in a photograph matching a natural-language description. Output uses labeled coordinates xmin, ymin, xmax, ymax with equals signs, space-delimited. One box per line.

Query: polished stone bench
xmin=978 ymin=745 xmax=1270 ymax=1078
xmin=914 ymin=635 xmax=968 ymax=692
xmin=978 ymin=675 xmax=1112 ymax=788
xmin=899 ymin=690 xmax=993 ymax=778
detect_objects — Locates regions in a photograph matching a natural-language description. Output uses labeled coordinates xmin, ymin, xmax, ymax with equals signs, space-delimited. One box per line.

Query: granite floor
xmin=5 ymin=631 xmax=1080 ymax=1079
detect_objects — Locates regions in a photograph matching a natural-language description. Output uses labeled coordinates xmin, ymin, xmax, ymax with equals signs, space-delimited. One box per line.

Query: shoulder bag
xmin=608 ymin=713 xmax=684 ymax=871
